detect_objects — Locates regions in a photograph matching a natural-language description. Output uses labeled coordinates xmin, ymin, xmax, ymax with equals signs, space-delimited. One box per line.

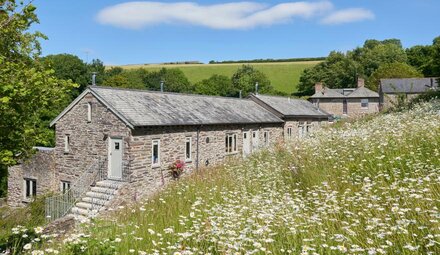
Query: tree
xmin=432 ymin=36 xmax=440 ymax=78
xmin=144 ymin=68 xmax=193 ymax=93
xmin=231 ymin=65 xmax=272 ymax=97
xmin=87 ymin=59 xmax=105 ymax=85
xmin=366 ymin=63 xmax=423 ymax=91
xmin=406 ymin=45 xmax=434 ymax=77
xmin=195 ymin=74 xmax=234 ymax=96
xmin=42 ymin=54 xmax=88 ymax=96
xmin=0 ymin=1 xmax=76 ymax=196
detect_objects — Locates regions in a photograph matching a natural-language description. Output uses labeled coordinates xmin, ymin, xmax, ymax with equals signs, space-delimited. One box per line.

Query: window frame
xmin=87 ymin=102 xmax=92 ymax=122
xmin=263 ymin=131 xmax=269 ymax=146
xmin=151 ymin=139 xmax=161 ymax=167
xmin=225 ymin=133 xmax=238 ymax=154
xmin=60 ymin=181 xmax=71 ymax=194
xmin=64 ymin=135 xmax=70 ymax=153
xmin=23 ymin=178 xmax=37 ymax=200
xmin=287 ymin=127 xmax=293 ymax=139
xmin=361 ymin=98 xmax=369 ymax=109
xmin=185 ymin=137 xmax=192 ymax=162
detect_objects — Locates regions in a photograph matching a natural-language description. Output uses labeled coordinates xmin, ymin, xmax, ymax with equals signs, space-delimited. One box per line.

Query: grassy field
xmin=17 ymin=100 xmax=440 ymax=254
xmin=111 ymin=61 xmax=321 ymax=94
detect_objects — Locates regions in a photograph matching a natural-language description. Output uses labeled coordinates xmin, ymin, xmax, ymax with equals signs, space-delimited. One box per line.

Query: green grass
xmin=15 ymin=101 xmax=440 ymax=254
xmin=111 ymin=61 xmax=320 ymax=94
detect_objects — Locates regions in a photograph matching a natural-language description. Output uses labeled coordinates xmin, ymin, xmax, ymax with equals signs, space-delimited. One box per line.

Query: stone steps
xmin=71 ymin=179 xmax=124 ymax=219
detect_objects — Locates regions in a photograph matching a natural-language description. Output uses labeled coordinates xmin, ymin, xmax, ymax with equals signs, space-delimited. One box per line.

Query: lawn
xmin=19 ymin=100 xmax=440 ymax=255
xmin=111 ymin=61 xmax=320 ymax=94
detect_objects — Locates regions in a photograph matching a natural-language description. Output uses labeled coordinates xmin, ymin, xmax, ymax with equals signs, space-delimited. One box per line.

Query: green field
xmin=113 ymin=61 xmax=320 ymax=94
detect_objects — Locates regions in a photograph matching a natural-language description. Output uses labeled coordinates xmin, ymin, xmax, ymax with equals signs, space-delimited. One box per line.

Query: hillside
xmin=8 ymin=100 xmax=440 ymax=254
xmin=111 ymin=61 xmax=321 ymax=94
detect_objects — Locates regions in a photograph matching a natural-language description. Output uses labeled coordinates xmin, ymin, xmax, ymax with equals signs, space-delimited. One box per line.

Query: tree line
xmin=209 ymin=57 xmax=326 ymax=64
xmin=295 ymin=38 xmax=440 ymax=96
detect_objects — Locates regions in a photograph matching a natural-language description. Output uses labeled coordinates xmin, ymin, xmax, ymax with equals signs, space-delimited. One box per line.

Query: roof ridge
xmin=90 ymin=85 xmax=253 ymax=101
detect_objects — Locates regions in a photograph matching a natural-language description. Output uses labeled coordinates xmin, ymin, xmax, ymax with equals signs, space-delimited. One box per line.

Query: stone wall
xmin=381 ymin=93 xmax=420 ymax=110
xmin=313 ymin=98 xmax=379 ymax=118
xmin=54 ymin=93 xmax=132 ymax=185
xmin=7 ymin=148 xmax=56 ymax=207
xmin=114 ymin=123 xmax=283 ymax=204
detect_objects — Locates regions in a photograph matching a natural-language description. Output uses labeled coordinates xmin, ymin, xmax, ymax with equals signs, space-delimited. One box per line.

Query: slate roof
xmin=250 ymin=94 xmax=330 ymax=118
xmin=51 ymin=86 xmax=283 ymax=128
xmin=380 ymin=78 xmax=439 ymax=94
xmin=310 ymin=86 xmax=379 ymax=99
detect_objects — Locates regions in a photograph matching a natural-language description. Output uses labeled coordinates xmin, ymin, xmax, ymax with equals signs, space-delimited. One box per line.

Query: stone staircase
xmin=70 ymin=180 xmax=124 ymax=221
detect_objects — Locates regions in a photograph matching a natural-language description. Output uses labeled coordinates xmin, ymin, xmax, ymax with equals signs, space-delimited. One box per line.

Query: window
xmin=287 ymin=127 xmax=292 ymax=139
xmin=263 ymin=131 xmax=269 ymax=146
xmin=152 ymin=139 xmax=160 ymax=167
xmin=24 ymin=179 xmax=36 ymax=199
xmin=64 ymin=135 xmax=70 ymax=153
xmin=225 ymin=134 xmax=237 ymax=154
xmin=298 ymin=122 xmax=305 ymax=138
xmin=306 ymin=121 xmax=312 ymax=134
xmin=252 ymin=131 xmax=259 ymax=150
xmin=361 ymin=99 xmax=369 ymax=108
xmin=60 ymin=181 xmax=71 ymax=194
xmin=87 ymin=102 xmax=92 ymax=122
xmin=185 ymin=137 xmax=192 ymax=162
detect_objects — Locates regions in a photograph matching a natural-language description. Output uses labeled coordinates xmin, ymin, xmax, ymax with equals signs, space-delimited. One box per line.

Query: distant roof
xmin=50 ymin=86 xmax=283 ymax=128
xmin=310 ymin=86 xmax=379 ymax=99
xmin=250 ymin=94 xmax=330 ymax=119
xmin=380 ymin=78 xmax=439 ymax=94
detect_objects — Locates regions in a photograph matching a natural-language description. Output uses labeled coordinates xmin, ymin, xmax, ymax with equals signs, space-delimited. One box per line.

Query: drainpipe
xmin=196 ymin=125 xmax=200 ymax=171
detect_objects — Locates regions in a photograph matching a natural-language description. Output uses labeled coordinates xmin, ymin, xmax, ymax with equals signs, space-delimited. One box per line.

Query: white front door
xmin=252 ymin=131 xmax=259 ymax=151
xmin=108 ymin=137 xmax=123 ymax=179
xmin=242 ymin=131 xmax=251 ymax=157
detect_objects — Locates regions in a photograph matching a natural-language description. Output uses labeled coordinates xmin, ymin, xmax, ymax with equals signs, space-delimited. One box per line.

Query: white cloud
xmin=96 ymin=1 xmax=333 ymax=30
xmin=321 ymin=8 xmax=374 ymax=25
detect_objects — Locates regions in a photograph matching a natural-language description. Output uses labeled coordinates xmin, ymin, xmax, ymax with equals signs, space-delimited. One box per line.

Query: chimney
xmin=315 ymin=82 xmax=323 ymax=93
xmin=255 ymin=82 xmax=259 ymax=95
xmin=357 ymin=78 xmax=365 ymax=88
xmin=92 ymin=72 xmax=97 ymax=86
xmin=160 ymin=80 xmax=164 ymax=92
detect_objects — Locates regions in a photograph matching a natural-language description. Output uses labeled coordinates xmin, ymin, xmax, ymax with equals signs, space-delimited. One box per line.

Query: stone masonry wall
xmin=55 ymin=93 xmax=131 ymax=185
xmin=314 ymin=98 xmax=379 ymax=118
xmin=7 ymin=149 xmax=56 ymax=207
xmin=283 ymin=119 xmax=325 ymax=141
xmin=114 ymin=123 xmax=283 ymax=204
xmin=381 ymin=93 xmax=420 ymax=110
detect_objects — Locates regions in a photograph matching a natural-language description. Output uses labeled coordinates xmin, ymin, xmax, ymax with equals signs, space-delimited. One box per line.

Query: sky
xmin=32 ymin=0 xmax=440 ymax=65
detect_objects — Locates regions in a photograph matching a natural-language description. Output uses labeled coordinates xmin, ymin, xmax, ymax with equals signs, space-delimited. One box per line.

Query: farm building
xmin=309 ymin=78 xmax=380 ymax=118
xmin=7 ymin=86 xmax=329 ymax=221
xmin=379 ymin=78 xmax=439 ymax=109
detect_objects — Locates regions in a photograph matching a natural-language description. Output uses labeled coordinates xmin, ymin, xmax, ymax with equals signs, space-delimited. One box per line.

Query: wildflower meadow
xmin=9 ymin=100 xmax=440 ymax=254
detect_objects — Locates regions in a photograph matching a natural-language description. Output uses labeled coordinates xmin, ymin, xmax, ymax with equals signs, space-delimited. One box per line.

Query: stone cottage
xmin=248 ymin=94 xmax=330 ymax=139
xmin=7 ymin=86 xmax=330 ymax=220
xmin=309 ymin=78 xmax=380 ymax=118
xmin=379 ymin=78 xmax=439 ymax=109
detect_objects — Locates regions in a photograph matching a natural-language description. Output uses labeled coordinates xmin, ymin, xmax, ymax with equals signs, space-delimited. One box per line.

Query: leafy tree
xmin=195 ymin=74 xmax=234 ymax=96
xmin=144 ymin=68 xmax=193 ymax=92
xmin=406 ymin=45 xmax=434 ymax=76
xmin=231 ymin=65 xmax=272 ymax=97
xmin=366 ymin=63 xmax=423 ymax=91
xmin=42 ymin=54 xmax=88 ymax=96
xmin=0 ymin=1 xmax=76 ymax=196
xmin=105 ymin=74 xmax=131 ymax=88
xmin=432 ymin=36 xmax=440 ymax=78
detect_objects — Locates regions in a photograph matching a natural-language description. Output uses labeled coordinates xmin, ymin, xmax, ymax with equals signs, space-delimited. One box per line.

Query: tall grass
xmin=25 ymin=101 xmax=440 ymax=254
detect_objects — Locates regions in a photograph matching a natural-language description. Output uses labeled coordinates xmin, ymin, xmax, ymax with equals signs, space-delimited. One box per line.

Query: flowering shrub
xmin=24 ymin=100 xmax=440 ymax=254
xmin=168 ymin=159 xmax=185 ymax=178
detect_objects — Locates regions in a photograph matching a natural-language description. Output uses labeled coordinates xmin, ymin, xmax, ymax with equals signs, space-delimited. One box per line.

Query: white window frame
xmin=263 ymin=131 xmax=269 ymax=146
xmin=151 ymin=139 xmax=160 ymax=167
xmin=23 ymin=178 xmax=36 ymax=200
xmin=185 ymin=137 xmax=192 ymax=162
xmin=361 ymin=98 xmax=369 ymax=109
xmin=87 ymin=102 xmax=92 ymax=122
xmin=287 ymin=127 xmax=292 ymax=139
xmin=60 ymin=181 xmax=71 ymax=194
xmin=298 ymin=122 xmax=305 ymax=138
xmin=225 ymin=134 xmax=237 ymax=154
xmin=64 ymin=135 xmax=70 ymax=153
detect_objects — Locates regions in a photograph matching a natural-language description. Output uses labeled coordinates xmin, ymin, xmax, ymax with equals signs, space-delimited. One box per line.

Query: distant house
xmin=248 ymin=94 xmax=330 ymax=139
xmin=8 ymin=86 xmax=330 ymax=221
xmin=379 ymin=78 xmax=439 ymax=109
xmin=309 ymin=78 xmax=380 ymax=118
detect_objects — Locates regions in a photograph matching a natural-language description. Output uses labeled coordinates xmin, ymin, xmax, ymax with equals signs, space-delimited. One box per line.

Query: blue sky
xmin=33 ymin=0 xmax=440 ymax=65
